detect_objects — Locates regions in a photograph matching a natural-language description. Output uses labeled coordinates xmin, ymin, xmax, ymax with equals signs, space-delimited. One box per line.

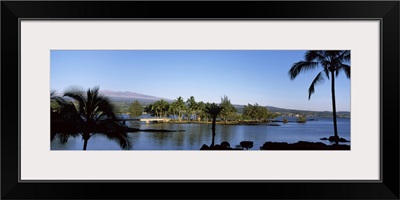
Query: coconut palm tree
xmin=196 ymin=101 xmax=206 ymax=122
xmin=152 ymin=99 xmax=169 ymax=117
xmin=186 ymin=96 xmax=197 ymax=122
xmin=288 ymin=50 xmax=350 ymax=145
xmin=174 ymin=96 xmax=186 ymax=121
xmin=205 ymin=103 xmax=223 ymax=147
xmin=168 ymin=101 xmax=177 ymax=120
xmin=51 ymin=86 xmax=132 ymax=150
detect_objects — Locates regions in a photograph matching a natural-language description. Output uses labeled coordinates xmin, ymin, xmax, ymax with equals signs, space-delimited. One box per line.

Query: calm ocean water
xmin=51 ymin=117 xmax=350 ymax=150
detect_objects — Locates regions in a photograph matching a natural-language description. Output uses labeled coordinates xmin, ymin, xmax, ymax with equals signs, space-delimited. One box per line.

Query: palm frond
xmin=320 ymin=60 xmax=331 ymax=70
xmin=50 ymin=90 xmax=58 ymax=99
xmin=96 ymin=98 xmax=116 ymax=121
xmin=337 ymin=64 xmax=351 ymax=78
xmin=308 ymin=71 xmax=326 ymax=100
xmin=344 ymin=51 xmax=350 ymax=62
xmin=96 ymin=120 xmax=132 ymax=150
xmin=288 ymin=61 xmax=319 ymax=80
xmin=326 ymin=51 xmax=341 ymax=58
xmin=336 ymin=50 xmax=350 ymax=62
xmin=51 ymin=131 xmax=81 ymax=144
xmin=205 ymin=103 xmax=223 ymax=116
xmin=51 ymin=98 xmax=82 ymax=143
xmin=304 ymin=51 xmax=325 ymax=62
xmin=323 ymin=67 xmax=330 ymax=80
xmin=64 ymin=88 xmax=86 ymax=116
xmin=86 ymin=86 xmax=100 ymax=117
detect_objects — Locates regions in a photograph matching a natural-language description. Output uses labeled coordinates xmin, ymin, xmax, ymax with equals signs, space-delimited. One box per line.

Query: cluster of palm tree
xmin=289 ymin=50 xmax=350 ymax=145
xmin=143 ymin=96 xmax=226 ymax=147
xmin=51 ymin=86 xmax=132 ymax=150
xmin=145 ymin=95 xmax=238 ymax=123
xmin=144 ymin=95 xmax=282 ymax=126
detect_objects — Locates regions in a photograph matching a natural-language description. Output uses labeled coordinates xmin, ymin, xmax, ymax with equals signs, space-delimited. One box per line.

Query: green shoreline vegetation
xmin=120 ymin=95 xmax=282 ymax=125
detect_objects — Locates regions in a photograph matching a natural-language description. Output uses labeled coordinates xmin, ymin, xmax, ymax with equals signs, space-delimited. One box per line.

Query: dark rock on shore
xmin=338 ymin=138 xmax=350 ymax=142
xmin=260 ymin=141 xmax=350 ymax=150
xmin=221 ymin=141 xmax=230 ymax=148
xmin=240 ymin=122 xmax=281 ymax=126
xmin=320 ymin=136 xmax=350 ymax=142
xmin=200 ymin=144 xmax=235 ymax=150
xmin=240 ymin=141 xmax=254 ymax=150
xmin=266 ymin=123 xmax=281 ymax=126
xmin=200 ymin=144 xmax=210 ymax=150
xmin=200 ymin=142 xmax=242 ymax=150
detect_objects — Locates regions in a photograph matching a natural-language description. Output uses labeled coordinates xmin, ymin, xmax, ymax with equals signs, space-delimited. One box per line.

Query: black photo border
xmin=2 ymin=1 xmax=399 ymax=199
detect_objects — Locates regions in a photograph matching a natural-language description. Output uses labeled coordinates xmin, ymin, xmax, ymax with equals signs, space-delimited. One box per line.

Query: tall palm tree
xmin=152 ymin=99 xmax=170 ymax=118
xmin=168 ymin=101 xmax=177 ymax=120
xmin=51 ymin=86 xmax=132 ymax=150
xmin=186 ymin=96 xmax=197 ymax=121
xmin=205 ymin=103 xmax=223 ymax=147
xmin=288 ymin=51 xmax=350 ymax=145
xmin=196 ymin=101 xmax=206 ymax=122
xmin=174 ymin=96 xmax=186 ymax=121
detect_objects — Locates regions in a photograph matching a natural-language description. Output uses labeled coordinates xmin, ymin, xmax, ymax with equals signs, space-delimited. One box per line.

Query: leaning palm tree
xmin=288 ymin=51 xmax=350 ymax=145
xmin=51 ymin=86 xmax=132 ymax=150
xmin=205 ymin=103 xmax=223 ymax=147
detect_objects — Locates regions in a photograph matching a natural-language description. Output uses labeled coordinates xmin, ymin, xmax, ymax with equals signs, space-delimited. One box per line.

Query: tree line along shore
xmin=122 ymin=96 xmax=306 ymax=124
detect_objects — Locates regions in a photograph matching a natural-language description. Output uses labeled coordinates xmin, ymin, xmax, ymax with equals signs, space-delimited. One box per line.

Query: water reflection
xmin=51 ymin=117 xmax=350 ymax=150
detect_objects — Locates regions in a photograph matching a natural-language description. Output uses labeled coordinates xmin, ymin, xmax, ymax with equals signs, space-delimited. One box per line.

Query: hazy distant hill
xmin=265 ymin=106 xmax=350 ymax=117
xmin=99 ymin=90 xmax=172 ymax=104
xmin=234 ymin=105 xmax=350 ymax=118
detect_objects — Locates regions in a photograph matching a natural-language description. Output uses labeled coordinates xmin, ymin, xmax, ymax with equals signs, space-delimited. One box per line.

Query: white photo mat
xmin=20 ymin=20 xmax=380 ymax=180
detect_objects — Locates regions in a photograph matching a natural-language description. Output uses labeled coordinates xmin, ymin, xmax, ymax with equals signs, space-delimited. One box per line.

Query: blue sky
xmin=50 ymin=50 xmax=350 ymax=111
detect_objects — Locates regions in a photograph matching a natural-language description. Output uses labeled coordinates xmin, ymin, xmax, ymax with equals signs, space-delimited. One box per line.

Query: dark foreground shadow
xmin=260 ymin=141 xmax=350 ymax=150
xmin=200 ymin=141 xmax=244 ymax=150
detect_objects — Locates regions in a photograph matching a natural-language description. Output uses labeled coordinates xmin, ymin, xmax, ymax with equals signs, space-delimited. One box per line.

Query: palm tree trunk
xmin=331 ymin=71 xmax=339 ymax=145
xmin=83 ymin=139 xmax=88 ymax=150
xmin=82 ymin=132 xmax=90 ymax=150
xmin=211 ymin=116 xmax=216 ymax=147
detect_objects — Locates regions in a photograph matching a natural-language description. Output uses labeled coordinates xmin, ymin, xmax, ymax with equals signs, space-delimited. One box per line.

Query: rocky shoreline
xmin=199 ymin=141 xmax=350 ymax=150
xmin=260 ymin=141 xmax=350 ymax=150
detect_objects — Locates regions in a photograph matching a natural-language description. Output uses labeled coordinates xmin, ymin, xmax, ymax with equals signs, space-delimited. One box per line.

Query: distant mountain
xmin=102 ymin=89 xmax=349 ymax=117
xmin=265 ymin=105 xmax=350 ymax=115
xmin=99 ymin=90 xmax=171 ymax=103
